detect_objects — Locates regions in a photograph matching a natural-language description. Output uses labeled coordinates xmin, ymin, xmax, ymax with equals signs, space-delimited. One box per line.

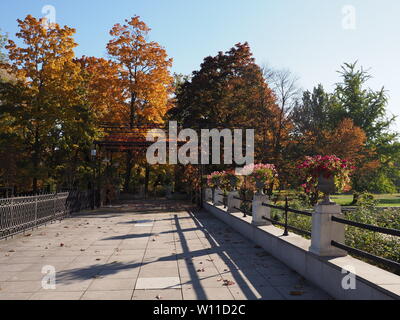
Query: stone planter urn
xmin=254 ymin=178 xmax=265 ymax=195
xmin=318 ymin=174 xmax=336 ymax=205
xmin=229 ymin=176 xmax=239 ymax=191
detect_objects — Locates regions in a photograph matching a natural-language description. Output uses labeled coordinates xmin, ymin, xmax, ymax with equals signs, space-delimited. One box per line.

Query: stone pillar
xmin=204 ymin=188 xmax=212 ymax=202
xmin=309 ymin=204 xmax=347 ymax=257
xmin=227 ymin=191 xmax=241 ymax=213
xmin=214 ymin=188 xmax=223 ymax=206
xmin=252 ymin=193 xmax=271 ymax=226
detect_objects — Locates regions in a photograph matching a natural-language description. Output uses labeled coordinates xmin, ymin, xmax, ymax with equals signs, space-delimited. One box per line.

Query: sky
xmin=1 ymin=0 xmax=400 ymax=130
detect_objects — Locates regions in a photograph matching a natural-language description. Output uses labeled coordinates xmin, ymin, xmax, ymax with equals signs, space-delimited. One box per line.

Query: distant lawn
xmin=331 ymin=194 xmax=400 ymax=207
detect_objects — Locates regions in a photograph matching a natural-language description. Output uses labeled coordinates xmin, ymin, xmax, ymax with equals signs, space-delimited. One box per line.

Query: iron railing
xmin=233 ymin=196 xmax=252 ymax=217
xmin=0 ymin=192 xmax=70 ymax=239
xmin=221 ymin=194 xmax=311 ymax=235
xmin=215 ymin=192 xmax=228 ymax=208
xmin=208 ymin=190 xmax=400 ymax=273
xmin=65 ymin=190 xmax=97 ymax=213
xmin=331 ymin=215 xmax=400 ymax=272
xmin=261 ymin=197 xmax=312 ymax=237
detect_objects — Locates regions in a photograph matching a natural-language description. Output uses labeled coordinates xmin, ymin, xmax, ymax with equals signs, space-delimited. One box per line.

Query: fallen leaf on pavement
xmin=222 ymin=280 xmax=235 ymax=286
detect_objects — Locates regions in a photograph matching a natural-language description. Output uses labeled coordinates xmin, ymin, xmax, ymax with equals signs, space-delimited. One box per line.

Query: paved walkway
xmin=0 ymin=200 xmax=331 ymax=300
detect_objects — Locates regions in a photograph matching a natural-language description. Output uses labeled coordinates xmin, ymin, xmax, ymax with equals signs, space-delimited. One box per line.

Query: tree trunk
xmin=144 ymin=163 xmax=150 ymax=199
xmin=123 ymin=151 xmax=133 ymax=192
xmin=351 ymin=192 xmax=359 ymax=205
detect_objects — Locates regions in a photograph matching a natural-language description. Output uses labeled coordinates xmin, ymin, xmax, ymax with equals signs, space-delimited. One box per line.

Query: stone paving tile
xmin=181 ymin=275 xmax=226 ymax=289
xmin=275 ymin=285 xmax=333 ymax=300
xmin=0 ymin=292 xmax=34 ymax=300
xmin=135 ymin=277 xmax=181 ymax=290
xmin=0 ymin=280 xmax=42 ymax=293
xmin=82 ymin=290 xmax=133 ymax=300
xmin=88 ymin=278 xmax=136 ymax=291
xmin=0 ymin=200 xmax=331 ymax=300
xmin=132 ymin=289 xmax=182 ymax=300
xmin=182 ymin=287 xmax=235 ymax=300
xmin=221 ymin=271 xmax=272 ymax=288
xmin=43 ymin=279 xmax=94 ymax=292
xmin=7 ymin=272 xmax=46 ymax=281
xmin=229 ymin=286 xmax=285 ymax=300
xmin=29 ymin=291 xmax=84 ymax=300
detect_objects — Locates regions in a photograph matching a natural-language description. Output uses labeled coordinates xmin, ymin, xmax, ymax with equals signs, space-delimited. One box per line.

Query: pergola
xmin=93 ymin=122 xmax=204 ymax=205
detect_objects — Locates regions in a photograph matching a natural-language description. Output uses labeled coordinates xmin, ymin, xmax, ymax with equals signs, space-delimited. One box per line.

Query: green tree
xmin=334 ymin=62 xmax=395 ymax=142
xmin=290 ymin=84 xmax=338 ymax=155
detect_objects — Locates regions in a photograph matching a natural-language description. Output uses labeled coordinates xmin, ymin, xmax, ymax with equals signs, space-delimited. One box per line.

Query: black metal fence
xmin=330 ymin=215 xmax=400 ymax=271
xmin=0 ymin=192 xmax=70 ymax=239
xmin=261 ymin=197 xmax=312 ymax=237
xmin=65 ymin=190 xmax=98 ymax=213
xmin=0 ymin=190 xmax=100 ymax=240
xmin=233 ymin=196 xmax=252 ymax=217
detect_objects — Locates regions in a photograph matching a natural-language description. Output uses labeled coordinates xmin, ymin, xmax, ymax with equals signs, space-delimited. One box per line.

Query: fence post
xmin=53 ymin=194 xmax=56 ymax=221
xmin=34 ymin=195 xmax=38 ymax=228
xmin=252 ymin=193 xmax=270 ymax=226
xmin=309 ymin=203 xmax=347 ymax=257
xmin=10 ymin=197 xmax=14 ymax=237
xmin=283 ymin=197 xmax=289 ymax=236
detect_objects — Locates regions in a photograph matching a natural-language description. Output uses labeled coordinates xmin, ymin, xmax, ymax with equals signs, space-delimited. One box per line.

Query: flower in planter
xmin=207 ymin=171 xmax=224 ymax=189
xmin=243 ymin=163 xmax=279 ymax=193
xmin=221 ymin=170 xmax=241 ymax=191
xmin=298 ymin=155 xmax=355 ymax=204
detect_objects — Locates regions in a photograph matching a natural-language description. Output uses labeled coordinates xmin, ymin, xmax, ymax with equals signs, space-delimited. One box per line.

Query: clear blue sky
xmin=1 ymin=0 xmax=400 ymax=130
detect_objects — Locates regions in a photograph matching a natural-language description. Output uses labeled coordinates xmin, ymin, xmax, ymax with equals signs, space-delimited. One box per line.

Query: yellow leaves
xmin=6 ymin=15 xmax=79 ymax=96
xmin=106 ymin=16 xmax=174 ymax=127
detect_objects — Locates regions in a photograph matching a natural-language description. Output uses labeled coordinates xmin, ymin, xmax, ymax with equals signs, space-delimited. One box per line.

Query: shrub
xmin=344 ymin=206 xmax=400 ymax=274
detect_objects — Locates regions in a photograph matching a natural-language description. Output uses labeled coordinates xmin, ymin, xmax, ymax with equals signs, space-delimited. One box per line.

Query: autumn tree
xmin=170 ymin=43 xmax=279 ymax=168
xmin=106 ymin=16 xmax=173 ymax=192
xmin=171 ymin=43 xmax=273 ymax=129
xmin=318 ymin=118 xmax=366 ymax=159
xmin=0 ymin=15 xmax=82 ymax=191
xmin=76 ymin=56 xmax=124 ymax=122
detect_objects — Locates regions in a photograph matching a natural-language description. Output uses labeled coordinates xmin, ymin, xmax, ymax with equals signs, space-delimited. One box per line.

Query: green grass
xmin=331 ymin=194 xmax=400 ymax=207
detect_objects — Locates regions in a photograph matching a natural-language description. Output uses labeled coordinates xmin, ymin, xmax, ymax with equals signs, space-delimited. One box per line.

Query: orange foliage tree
xmin=2 ymin=15 xmax=81 ymax=191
